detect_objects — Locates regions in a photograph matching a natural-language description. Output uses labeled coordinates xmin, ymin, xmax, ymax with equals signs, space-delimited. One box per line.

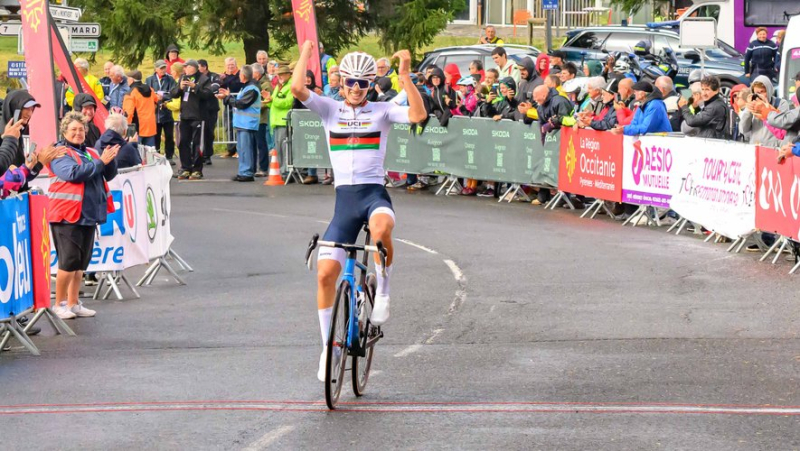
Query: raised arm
xmin=393 ymin=50 xmax=427 ymax=123
xmin=291 ymin=41 xmax=314 ymax=103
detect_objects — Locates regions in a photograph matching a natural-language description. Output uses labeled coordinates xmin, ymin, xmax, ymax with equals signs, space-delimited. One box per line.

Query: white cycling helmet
xmin=613 ymin=59 xmax=631 ymax=73
xmin=456 ymin=75 xmax=477 ymax=88
xmin=339 ymin=52 xmax=378 ymax=81
xmin=563 ymin=77 xmax=588 ymax=95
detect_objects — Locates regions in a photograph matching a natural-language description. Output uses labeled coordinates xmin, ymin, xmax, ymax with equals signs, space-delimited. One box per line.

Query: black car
xmin=559 ymin=25 xmax=746 ymax=93
xmin=416 ymin=44 xmax=542 ymax=77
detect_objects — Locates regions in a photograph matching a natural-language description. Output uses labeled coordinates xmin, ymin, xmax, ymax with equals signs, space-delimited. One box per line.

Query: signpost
xmin=49 ymin=5 xmax=83 ymax=22
xmin=543 ymin=0 xmax=558 ymax=52
xmin=7 ymin=61 xmax=26 ymax=78
xmin=680 ymin=18 xmax=717 ymax=75
xmin=67 ymin=23 xmax=101 ymax=37
xmin=0 ymin=21 xmax=21 ymax=37
xmin=71 ymin=38 xmax=98 ymax=53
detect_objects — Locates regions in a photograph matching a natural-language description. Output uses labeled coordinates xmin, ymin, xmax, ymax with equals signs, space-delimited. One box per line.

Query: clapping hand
xmin=127 ymin=132 xmax=138 ymax=143
xmin=37 ymin=144 xmax=67 ymax=166
xmin=101 ymin=145 xmax=120 ymax=164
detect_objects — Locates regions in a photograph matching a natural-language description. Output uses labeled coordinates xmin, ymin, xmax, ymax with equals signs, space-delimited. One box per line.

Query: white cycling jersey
xmin=301 ymin=91 xmax=411 ymax=186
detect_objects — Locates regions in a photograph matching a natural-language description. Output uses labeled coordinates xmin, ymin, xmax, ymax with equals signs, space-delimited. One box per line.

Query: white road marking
xmin=316 ymin=220 xmax=330 ymax=225
xmin=425 ymin=328 xmax=445 ymax=344
xmin=242 ymin=425 xmax=295 ymax=451
xmin=393 ymin=344 xmax=422 ymax=357
xmin=443 ymin=259 xmax=467 ymax=315
xmin=443 ymin=259 xmax=464 ymax=282
xmin=396 ymin=238 xmax=439 ymax=254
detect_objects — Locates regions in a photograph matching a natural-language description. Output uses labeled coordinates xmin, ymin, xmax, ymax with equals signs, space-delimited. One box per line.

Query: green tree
xmin=371 ymin=0 xmax=465 ymax=58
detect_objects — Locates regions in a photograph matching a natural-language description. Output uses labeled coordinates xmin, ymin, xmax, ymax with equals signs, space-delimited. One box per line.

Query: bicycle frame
xmin=341 ymin=229 xmax=371 ymax=352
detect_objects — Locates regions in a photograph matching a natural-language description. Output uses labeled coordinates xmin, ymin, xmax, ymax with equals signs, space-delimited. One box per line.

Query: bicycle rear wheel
xmin=352 ymin=274 xmax=376 ymax=396
xmin=325 ymin=279 xmax=351 ymax=409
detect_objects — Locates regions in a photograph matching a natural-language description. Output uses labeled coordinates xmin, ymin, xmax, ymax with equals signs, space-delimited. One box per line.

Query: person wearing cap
xmin=106 ymin=65 xmax=130 ymax=111
xmin=478 ymin=25 xmax=504 ymax=46
xmin=198 ymin=59 xmax=221 ymax=166
xmin=579 ymin=79 xmax=619 ymax=131
xmin=610 ymin=80 xmax=670 ymax=136
xmin=492 ymin=47 xmax=520 ymax=85
xmin=268 ymin=65 xmax=294 ymax=177
xmin=548 ymin=50 xmax=566 ymax=74
xmin=678 ymin=75 xmax=728 ymax=140
xmin=123 ymin=69 xmax=159 ymax=147
xmin=0 ymin=91 xmax=62 ymax=176
xmin=73 ymin=93 xmax=102 ymax=147
xmin=170 ymin=59 xmax=214 ymax=180
xmin=146 ymin=59 xmax=178 ymax=162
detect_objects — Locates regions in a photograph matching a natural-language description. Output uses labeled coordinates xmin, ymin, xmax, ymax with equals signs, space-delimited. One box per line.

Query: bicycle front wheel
xmin=325 ymin=279 xmax=351 ymax=410
xmin=352 ymin=274 xmax=376 ymax=396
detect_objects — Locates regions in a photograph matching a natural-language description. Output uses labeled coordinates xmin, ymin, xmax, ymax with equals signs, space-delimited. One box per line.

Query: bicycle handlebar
xmin=304 ymin=235 xmax=388 ymax=276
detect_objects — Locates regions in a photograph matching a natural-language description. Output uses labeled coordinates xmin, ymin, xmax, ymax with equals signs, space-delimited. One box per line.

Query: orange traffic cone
xmin=264 ymin=149 xmax=284 ymax=186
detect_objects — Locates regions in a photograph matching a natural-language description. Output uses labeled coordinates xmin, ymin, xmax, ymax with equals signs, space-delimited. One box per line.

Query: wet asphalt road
xmin=0 ymin=159 xmax=798 ymax=450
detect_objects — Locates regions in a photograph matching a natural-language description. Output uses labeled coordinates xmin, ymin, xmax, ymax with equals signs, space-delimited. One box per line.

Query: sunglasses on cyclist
xmin=343 ymin=78 xmax=370 ymax=90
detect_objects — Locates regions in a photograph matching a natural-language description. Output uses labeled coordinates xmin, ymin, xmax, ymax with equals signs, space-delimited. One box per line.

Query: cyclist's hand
xmin=301 ymin=40 xmax=315 ymax=55
xmin=392 ymin=50 xmax=412 ymax=77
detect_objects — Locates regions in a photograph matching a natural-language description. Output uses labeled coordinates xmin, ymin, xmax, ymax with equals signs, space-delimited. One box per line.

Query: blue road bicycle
xmin=305 ymin=224 xmax=387 ymax=409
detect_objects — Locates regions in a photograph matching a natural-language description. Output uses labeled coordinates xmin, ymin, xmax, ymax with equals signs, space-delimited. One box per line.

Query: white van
xmin=779 ymin=15 xmax=800 ymax=100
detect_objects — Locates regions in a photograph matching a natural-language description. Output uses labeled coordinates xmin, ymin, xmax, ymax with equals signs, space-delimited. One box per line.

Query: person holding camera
xmin=123 ymin=70 xmax=160 ymax=147
xmin=170 ymin=59 xmax=214 ymax=180
xmin=198 ymin=60 xmax=221 ymax=166
xmin=738 ymin=75 xmax=790 ymax=147
xmin=677 ymin=76 xmax=728 ymax=140
xmin=217 ymin=65 xmax=261 ymax=182
xmin=146 ymin=60 xmax=178 ymax=163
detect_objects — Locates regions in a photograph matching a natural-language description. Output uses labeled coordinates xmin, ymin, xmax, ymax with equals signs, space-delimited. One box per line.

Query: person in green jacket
xmin=268 ymin=65 xmax=294 ymax=176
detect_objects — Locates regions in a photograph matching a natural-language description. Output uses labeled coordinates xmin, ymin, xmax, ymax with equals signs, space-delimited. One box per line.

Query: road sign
xmin=67 ymin=23 xmax=101 ymax=37
xmin=49 ymin=5 xmax=83 ymax=22
xmin=0 ymin=21 xmax=20 ymax=36
xmin=71 ymin=38 xmax=99 ymax=53
xmin=543 ymin=0 xmax=558 ymax=10
xmin=7 ymin=61 xmax=26 ymax=79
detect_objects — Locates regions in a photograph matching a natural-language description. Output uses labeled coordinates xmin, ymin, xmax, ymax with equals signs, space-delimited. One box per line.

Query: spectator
xmin=123 ymin=70 xmax=159 ymax=147
xmin=482 ymin=68 xmax=500 ymax=95
xmin=198 ymin=59 xmax=221 ymax=166
xmin=581 ymin=76 xmax=605 ymax=114
xmin=531 ymin=84 xmax=574 ymax=204
xmin=444 ymin=64 xmax=462 ymax=91
xmin=0 ymin=155 xmax=37 ymax=199
xmin=50 ymin=112 xmax=118 ymax=320
xmin=544 ymin=74 xmax=564 ymax=97
xmin=562 ymin=77 xmax=588 ymax=109
xmin=479 ymin=25 xmax=504 ymax=45
xmin=654 ymin=76 xmax=682 ymax=132
xmin=492 ymin=47 xmax=520 ymax=85
xmin=166 ymin=63 xmax=184 ymax=150
xmin=73 ymin=93 xmax=101 ymax=147
xmin=766 ymin=72 xmax=800 ymax=145
xmin=728 ymin=84 xmax=749 ymax=142
xmin=218 ymin=57 xmax=244 ymax=158
xmin=580 ymin=79 xmax=619 ymax=131
xmin=558 ymin=61 xmax=578 ymax=85
xmin=744 ymin=27 xmax=777 ymax=82
xmin=611 ymin=81 xmax=671 ymax=136
xmin=456 ymin=75 xmax=479 ymax=116
xmin=469 ymin=60 xmax=485 ymax=84
xmin=106 ymin=65 xmax=130 ymax=111
xmin=374 ymin=77 xmax=397 ymax=102
xmin=429 ymin=66 xmax=456 ymax=126
xmin=617 ymin=77 xmax=634 ymax=106
xmin=678 ymin=76 xmax=729 ymax=139
xmin=95 ymin=113 xmax=142 ymax=169
xmin=324 ymin=72 xmax=344 ymax=101
xmin=536 ymin=54 xmax=550 ymax=79
xmin=267 ymin=65 xmax=294 ymax=178
xmin=65 ymin=58 xmax=105 ymax=108
xmin=165 ymin=44 xmax=185 ymax=73
xmin=739 ymin=75 xmax=790 ymax=146
xmin=170 ymin=59 xmax=213 ymax=180
xmin=775 ymin=30 xmax=786 ymax=76
xmin=680 ymin=82 xmax=705 ymax=136
xmin=218 ymin=65 xmax=260 ymax=182
xmin=0 ymin=91 xmax=44 ymax=176
xmin=252 ymin=63 xmax=274 ymax=178
xmin=146 ymin=59 xmax=177 ymax=164
xmin=377 ymin=57 xmax=400 ymax=92
xmin=319 ymin=43 xmax=337 ymax=86
xmin=296 ymin=70 xmax=321 ymax=109
xmin=548 ymin=50 xmax=566 ymax=74
xmin=515 ymin=57 xmax=542 ymax=105
xmin=99 ymin=61 xmax=114 ymax=97
xmin=256 ymin=50 xmax=270 ymax=76
xmin=489 ymin=77 xmax=519 ymax=121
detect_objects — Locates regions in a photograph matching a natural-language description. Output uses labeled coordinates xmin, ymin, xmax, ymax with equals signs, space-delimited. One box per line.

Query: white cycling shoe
xmin=371 ymin=295 xmax=390 ymax=326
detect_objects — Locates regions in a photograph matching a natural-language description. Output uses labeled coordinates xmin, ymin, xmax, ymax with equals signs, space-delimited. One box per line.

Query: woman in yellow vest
xmin=48 ymin=112 xmax=120 ymax=320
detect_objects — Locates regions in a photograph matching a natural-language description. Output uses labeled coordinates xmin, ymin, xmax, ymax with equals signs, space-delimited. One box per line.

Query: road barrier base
xmin=435 ymin=176 xmax=462 ymax=196
xmin=546 ymin=191 xmax=574 ymax=210
xmin=499 ymin=184 xmax=531 ymax=203
xmin=137 ymin=248 xmax=193 ymax=287
xmin=94 ymin=272 xmax=140 ymax=301
xmin=0 ymin=309 xmax=40 ymax=356
xmin=581 ymin=199 xmax=614 ymax=219
xmin=26 ymin=306 xmax=75 ymax=337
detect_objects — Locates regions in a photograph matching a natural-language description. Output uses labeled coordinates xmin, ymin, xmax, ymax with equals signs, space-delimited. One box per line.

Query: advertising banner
xmin=621 ymin=136 xmax=685 ymax=208
xmin=290 ymin=111 xmax=331 ymax=169
xmin=557 ymin=128 xmax=623 ymax=202
xmin=669 ymin=139 xmax=757 ymax=239
xmin=28 ymin=194 xmax=51 ymax=310
xmin=144 ymin=163 xmax=175 ymax=259
xmin=0 ymin=194 xmax=34 ymax=317
xmin=755 ymin=146 xmax=800 ymax=241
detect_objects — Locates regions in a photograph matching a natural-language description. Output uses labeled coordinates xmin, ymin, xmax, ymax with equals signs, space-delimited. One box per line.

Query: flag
xmin=19 ymin=0 xmax=59 ymax=147
xmin=291 ymin=0 xmax=322 ymax=87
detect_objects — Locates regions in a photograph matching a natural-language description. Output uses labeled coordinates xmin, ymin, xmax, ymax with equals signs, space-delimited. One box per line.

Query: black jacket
xmin=220 ymin=71 xmax=245 ymax=94
xmin=145 ymin=73 xmax=178 ymax=123
xmin=95 ymin=129 xmax=142 ymax=169
xmin=0 ymin=90 xmax=41 ymax=178
xmin=170 ymin=72 xmax=214 ymax=121
xmin=486 ymin=77 xmax=519 ymax=120
xmin=73 ymin=93 xmax=101 ymax=147
xmin=589 ymin=101 xmax=618 ymax=131
xmin=744 ymin=39 xmax=778 ymax=77
xmin=536 ymin=87 xmax=573 ymax=129
xmin=429 ymin=67 xmax=456 ymax=126
xmin=223 ymin=80 xmax=260 ymax=109
xmin=681 ymin=93 xmax=729 ymax=140
xmin=201 ymin=71 xmax=221 ymax=115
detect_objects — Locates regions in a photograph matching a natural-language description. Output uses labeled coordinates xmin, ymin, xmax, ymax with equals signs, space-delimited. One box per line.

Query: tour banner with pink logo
xmin=668 ymin=139 xmax=757 ymax=239
xmin=755 ymin=146 xmax=800 ymax=241
xmin=621 ymin=136 xmax=686 ymax=208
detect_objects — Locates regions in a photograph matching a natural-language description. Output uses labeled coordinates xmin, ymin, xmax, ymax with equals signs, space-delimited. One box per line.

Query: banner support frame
xmin=546 ymin=191 xmax=574 ymax=210
xmin=25 ymin=306 xmax=75 ymax=337
xmin=0 ymin=309 xmax=40 ymax=356
xmin=499 ymin=184 xmax=531 ymax=203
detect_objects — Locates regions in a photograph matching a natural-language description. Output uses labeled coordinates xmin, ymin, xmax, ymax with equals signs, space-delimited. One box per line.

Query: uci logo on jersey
xmin=337 ymin=119 xmax=372 ymax=128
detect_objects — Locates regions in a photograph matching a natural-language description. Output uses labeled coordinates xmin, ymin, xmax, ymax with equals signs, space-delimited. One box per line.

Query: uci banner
xmin=669 ymin=139 xmax=757 ymax=239
xmin=0 ymin=194 xmax=34 ymax=317
xmin=557 ymin=128 xmax=623 ymax=202
xmin=755 ymin=146 xmax=800 ymax=241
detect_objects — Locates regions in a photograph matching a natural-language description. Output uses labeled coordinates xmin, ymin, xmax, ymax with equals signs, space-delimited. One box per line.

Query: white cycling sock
xmin=375 ymin=264 xmax=392 ymax=297
xmin=318 ymin=307 xmax=333 ymax=347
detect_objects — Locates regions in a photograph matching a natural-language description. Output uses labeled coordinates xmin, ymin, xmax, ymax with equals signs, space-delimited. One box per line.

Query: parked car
xmin=559 ymin=25 xmax=746 ymax=94
xmin=416 ymin=44 xmax=542 ymax=77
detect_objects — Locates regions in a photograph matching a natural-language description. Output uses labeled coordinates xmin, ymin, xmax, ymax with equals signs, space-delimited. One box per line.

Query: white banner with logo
xmin=622 ymin=135 xmax=690 ymax=208
xmin=668 ymin=139 xmax=757 ymax=239
xmin=32 ymin=160 xmax=175 ymax=273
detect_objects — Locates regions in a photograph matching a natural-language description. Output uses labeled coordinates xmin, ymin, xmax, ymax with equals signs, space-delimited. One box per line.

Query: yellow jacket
xmin=65 ymin=74 xmax=105 ymax=107
xmin=165 ymin=98 xmax=181 ymax=121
